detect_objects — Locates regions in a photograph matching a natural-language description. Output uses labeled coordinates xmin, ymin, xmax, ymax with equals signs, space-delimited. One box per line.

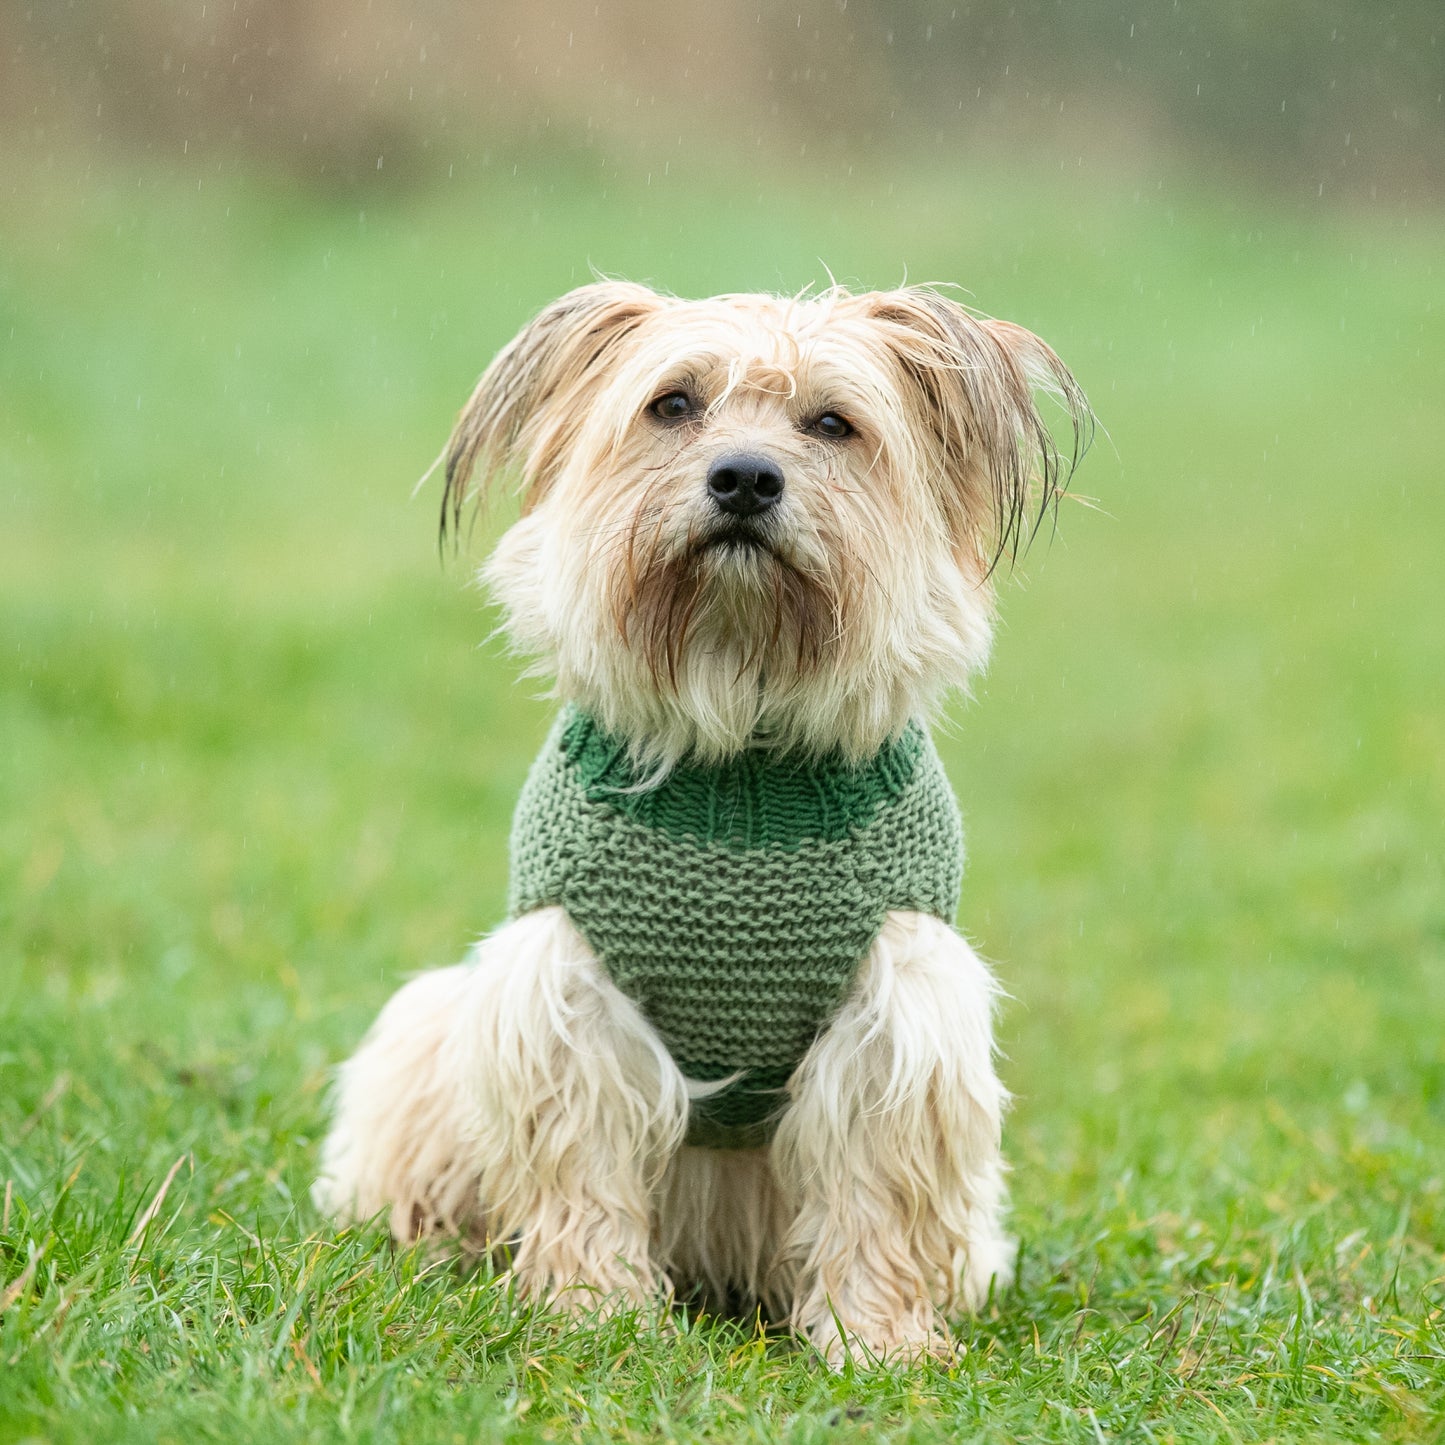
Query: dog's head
xmin=443 ymin=282 xmax=1090 ymax=768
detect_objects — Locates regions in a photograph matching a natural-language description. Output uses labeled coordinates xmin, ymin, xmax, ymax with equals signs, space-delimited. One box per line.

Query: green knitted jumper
xmin=508 ymin=707 xmax=964 ymax=1147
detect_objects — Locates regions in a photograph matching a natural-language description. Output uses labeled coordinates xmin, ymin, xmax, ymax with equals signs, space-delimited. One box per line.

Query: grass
xmin=2 ymin=152 xmax=1443 ymax=1441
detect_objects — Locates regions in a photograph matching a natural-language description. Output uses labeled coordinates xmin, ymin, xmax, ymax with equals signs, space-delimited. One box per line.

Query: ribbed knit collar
xmin=557 ymin=706 xmax=925 ymax=852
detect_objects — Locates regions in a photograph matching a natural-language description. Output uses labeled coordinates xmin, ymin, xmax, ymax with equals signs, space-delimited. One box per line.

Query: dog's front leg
xmin=461 ymin=906 xmax=689 ymax=1313
xmin=773 ymin=911 xmax=1013 ymax=1366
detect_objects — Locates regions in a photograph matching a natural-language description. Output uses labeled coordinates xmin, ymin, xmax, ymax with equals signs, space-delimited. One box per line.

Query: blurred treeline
xmin=4 ymin=0 xmax=1441 ymax=207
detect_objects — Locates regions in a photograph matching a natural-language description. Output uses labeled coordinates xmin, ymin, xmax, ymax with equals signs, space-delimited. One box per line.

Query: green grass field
xmin=2 ymin=156 xmax=1443 ymax=1441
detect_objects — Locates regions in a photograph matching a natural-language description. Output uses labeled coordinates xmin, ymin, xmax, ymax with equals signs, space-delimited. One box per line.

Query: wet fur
xmin=315 ymin=282 xmax=1089 ymax=1365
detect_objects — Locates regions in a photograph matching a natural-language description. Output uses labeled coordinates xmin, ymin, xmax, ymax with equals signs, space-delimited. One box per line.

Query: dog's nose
xmin=706 ymin=453 xmax=784 ymax=518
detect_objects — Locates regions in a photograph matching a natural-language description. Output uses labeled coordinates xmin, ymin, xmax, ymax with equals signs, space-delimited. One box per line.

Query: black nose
xmin=706 ymin=452 xmax=784 ymax=518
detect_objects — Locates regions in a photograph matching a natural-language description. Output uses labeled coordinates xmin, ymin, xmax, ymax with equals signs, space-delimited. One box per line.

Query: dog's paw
xmin=508 ymin=1259 xmax=675 ymax=1325
xmin=801 ymin=1309 xmax=958 ymax=1371
xmin=958 ymin=1231 xmax=1016 ymax=1313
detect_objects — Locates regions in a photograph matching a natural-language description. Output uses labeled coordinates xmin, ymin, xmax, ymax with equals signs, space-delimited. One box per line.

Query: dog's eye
xmin=651 ymin=392 xmax=696 ymax=422
xmin=809 ymin=413 xmax=853 ymax=440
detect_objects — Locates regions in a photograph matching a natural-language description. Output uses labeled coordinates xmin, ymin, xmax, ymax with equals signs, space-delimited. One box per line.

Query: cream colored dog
xmin=313 ymin=282 xmax=1089 ymax=1365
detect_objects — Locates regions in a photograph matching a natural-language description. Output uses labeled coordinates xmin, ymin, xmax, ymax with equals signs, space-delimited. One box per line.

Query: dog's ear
xmin=865 ymin=287 xmax=1092 ymax=574
xmin=441 ymin=281 xmax=664 ymax=540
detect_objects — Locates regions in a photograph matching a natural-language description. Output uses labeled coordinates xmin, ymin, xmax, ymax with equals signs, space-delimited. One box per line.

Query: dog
xmin=313 ymin=281 xmax=1090 ymax=1365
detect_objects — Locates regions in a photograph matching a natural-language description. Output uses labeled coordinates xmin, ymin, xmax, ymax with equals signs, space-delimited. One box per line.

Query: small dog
xmin=313 ymin=282 xmax=1089 ymax=1364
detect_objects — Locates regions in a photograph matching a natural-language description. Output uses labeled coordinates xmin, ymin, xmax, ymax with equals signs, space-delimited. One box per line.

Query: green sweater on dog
xmin=508 ymin=706 xmax=964 ymax=1147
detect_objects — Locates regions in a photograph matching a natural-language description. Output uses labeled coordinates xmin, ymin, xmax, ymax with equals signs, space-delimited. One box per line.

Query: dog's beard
xmin=614 ymin=517 xmax=840 ymax=693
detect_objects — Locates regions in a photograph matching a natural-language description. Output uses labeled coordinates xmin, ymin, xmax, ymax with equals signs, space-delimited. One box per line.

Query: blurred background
xmin=5 ymin=0 xmax=1443 ymax=202
xmin=2 ymin=0 xmax=1442 ymax=1223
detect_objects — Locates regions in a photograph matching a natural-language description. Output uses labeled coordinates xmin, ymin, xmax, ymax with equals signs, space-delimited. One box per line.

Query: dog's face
xmin=444 ymin=283 xmax=1088 ymax=767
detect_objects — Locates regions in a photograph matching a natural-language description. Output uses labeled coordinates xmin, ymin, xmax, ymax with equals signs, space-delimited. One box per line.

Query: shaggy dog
xmin=313 ymin=282 xmax=1090 ymax=1364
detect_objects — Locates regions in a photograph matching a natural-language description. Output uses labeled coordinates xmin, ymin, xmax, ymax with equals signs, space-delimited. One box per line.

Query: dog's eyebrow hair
xmin=649 ymin=369 xmax=704 ymax=399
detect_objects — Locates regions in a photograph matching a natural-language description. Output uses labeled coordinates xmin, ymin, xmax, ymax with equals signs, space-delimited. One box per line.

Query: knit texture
xmin=508 ymin=706 xmax=965 ymax=1147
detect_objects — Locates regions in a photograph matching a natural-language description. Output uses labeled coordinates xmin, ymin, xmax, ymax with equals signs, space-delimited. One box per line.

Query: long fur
xmin=462 ymin=283 xmax=1090 ymax=770
xmin=316 ymin=908 xmax=1008 ymax=1359
xmin=315 ymin=282 xmax=1089 ymax=1364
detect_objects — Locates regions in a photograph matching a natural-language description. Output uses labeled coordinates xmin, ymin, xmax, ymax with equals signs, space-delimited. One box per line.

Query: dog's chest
xmin=507 ymin=707 xmax=964 ymax=1146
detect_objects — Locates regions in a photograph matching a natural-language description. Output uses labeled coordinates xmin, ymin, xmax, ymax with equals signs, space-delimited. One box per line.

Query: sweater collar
xmin=557 ymin=705 xmax=925 ymax=851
